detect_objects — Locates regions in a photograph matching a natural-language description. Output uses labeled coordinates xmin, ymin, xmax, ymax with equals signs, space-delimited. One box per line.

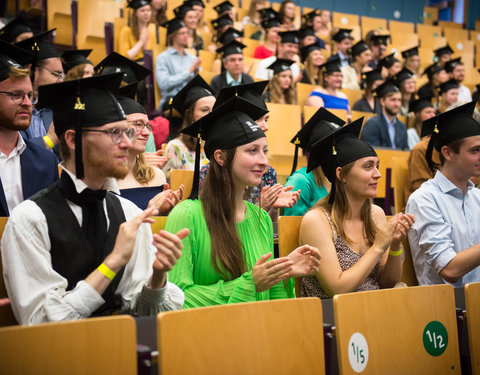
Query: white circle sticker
xmin=348 ymin=332 xmax=369 ymax=373
xmin=341 ymin=17 xmax=348 ymax=25
xmin=456 ymin=42 xmax=463 ymax=50
xmin=393 ymin=10 xmax=401 ymax=19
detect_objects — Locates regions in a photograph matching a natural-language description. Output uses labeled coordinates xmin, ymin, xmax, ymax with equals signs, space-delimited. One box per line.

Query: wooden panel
xmin=0 ymin=217 xmax=16 ymax=326
xmin=351 ymin=110 xmax=376 ymax=122
xmin=297 ymin=82 xmax=318 ymax=110
xmin=423 ymin=7 xmax=439 ymax=25
xmin=361 ymin=16 xmax=388 ymax=39
xmin=389 ymin=20 xmax=415 ymax=34
xmin=465 ymin=282 xmax=480 ymax=375
xmin=278 ymin=216 xmax=302 ymax=296
xmin=341 ymin=89 xmax=364 ymax=106
xmin=169 ymin=170 xmax=194 ymax=202
xmin=374 ymin=149 xmax=410 ymax=199
xmin=113 ymin=17 xmax=128 ymax=53
xmin=438 ymin=20 xmax=463 ymax=29
xmin=157 ymin=299 xmax=325 ymax=375
xmin=332 ymin=12 xmax=360 ymax=29
xmin=400 ymin=239 xmax=418 ymax=286
xmin=47 ymin=0 xmax=73 ymax=46
xmin=334 ymin=285 xmax=461 ymax=375
xmin=242 ymin=37 xmax=261 ymax=59
xmin=443 ymin=27 xmax=468 ymax=42
xmin=243 ymin=56 xmax=261 ymax=78
xmin=151 ymin=216 xmax=167 ymax=234
xmin=391 ymin=156 xmax=408 ymax=214
xmin=390 ymin=32 xmax=419 ymax=51
xmin=419 ymin=36 xmax=447 ymax=53
xmin=417 ymin=24 xmax=442 ymax=39
xmin=0 ymin=316 xmax=137 ymax=374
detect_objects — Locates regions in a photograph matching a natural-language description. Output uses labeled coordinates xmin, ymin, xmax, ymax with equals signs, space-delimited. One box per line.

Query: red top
xmin=253 ymin=44 xmax=275 ymax=59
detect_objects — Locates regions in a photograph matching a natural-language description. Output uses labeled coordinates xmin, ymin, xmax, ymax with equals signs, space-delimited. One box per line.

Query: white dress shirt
xmin=1 ymin=166 xmax=184 ymax=325
xmin=0 ymin=134 xmax=26 ymax=212
xmin=254 ymin=56 xmax=301 ymax=80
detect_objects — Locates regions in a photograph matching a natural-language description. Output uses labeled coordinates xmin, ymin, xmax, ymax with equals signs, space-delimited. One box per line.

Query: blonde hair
xmin=268 ymin=73 xmax=296 ymax=104
xmin=133 ymin=153 xmax=155 ymax=185
xmin=304 ymin=53 xmax=323 ymax=85
xmin=8 ymin=66 xmax=30 ymax=79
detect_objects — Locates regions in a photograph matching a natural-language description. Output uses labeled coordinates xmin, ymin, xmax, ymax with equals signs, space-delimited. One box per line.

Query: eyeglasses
xmin=41 ymin=66 xmax=65 ymax=81
xmin=128 ymin=120 xmax=153 ymax=132
xmin=0 ymin=91 xmax=38 ymax=105
xmin=82 ymin=127 xmax=135 ymax=144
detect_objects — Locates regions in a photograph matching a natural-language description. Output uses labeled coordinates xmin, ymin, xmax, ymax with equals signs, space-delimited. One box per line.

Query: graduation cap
xmin=188 ymin=0 xmax=205 ymax=8
xmin=210 ymin=14 xmax=233 ymax=30
xmin=308 ymin=117 xmax=376 ymax=203
xmin=181 ymin=95 xmax=268 ymax=199
xmin=300 ymin=41 xmax=322 ymax=62
xmin=261 ymin=17 xmax=281 ymax=30
xmin=434 ymin=44 xmax=453 ymax=58
xmin=436 ymin=79 xmax=459 ymax=95
xmin=0 ymin=40 xmax=32 ymax=82
xmin=117 ymin=82 xmax=147 ymax=115
xmin=38 ymin=73 xmax=126 ymax=179
xmin=62 ymin=49 xmax=93 ymax=73
xmin=127 ymin=0 xmax=151 ymax=9
xmin=373 ymin=80 xmax=399 ymax=98
xmin=426 ymin=100 xmax=480 ymax=171
xmin=216 ymin=40 xmax=246 ymax=58
xmin=444 ymin=57 xmax=462 ymax=73
xmin=409 ymin=98 xmax=434 ymax=114
xmin=0 ymin=16 xmax=32 ymax=44
xmin=290 ymin=107 xmax=346 ymax=174
xmin=214 ymin=80 xmax=269 ymax=110
xmin=278 ymin=30 xmax=300 ymax=44
xmin=161 ymin=17 xmax=187 ymax=35
xmin=260 ymin=7 xmax=278 ymax=20
xmin=349 ymin=40 xmax=369 ymax=57
xmin=360 ymin=67 xmax=383 ymax=83
xmin=320 ymin=57 xmax=341 ymax=74
xmin=299 ymin=26 xmax=315 ymax=40
xmin=392 ymin=68 xmax=413 ymax=86
xmin=401 ymin=46 xmax=419 ymax=59
xmin=174 ymin=3 xmax=194 ymax=18
xmin=370 ymin=34 xmax=390 ymax=46
xmin=95 ymin=52 xmax=151 ymax=84
xmin=422 ymin=63 xmax=445 ymax=81
xmin=214 ymin=1 xmax=233 ymax=14
xmin=420 ymin=115 xmax=438 ymax=138
xmin=378 ymin=53 xmax=399 ymax=69
xmin=171 ymin=74 xmax=214 ymax=117
xmin=15 ymin=29 xmax=61 ymax=63
xmin=267 ymin=58 xmax=295 ymax=75
xmin=332 ymin=28 xmax=353 ymax=43
xmin=217 ymin=27 xmax=243 ymax=45
xmin=301 ymin=9 xmax=322 ymax=23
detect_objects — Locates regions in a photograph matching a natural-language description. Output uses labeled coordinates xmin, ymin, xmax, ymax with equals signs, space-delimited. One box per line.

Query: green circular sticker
xmin=423 ymin=321 xmax=448 ymax=356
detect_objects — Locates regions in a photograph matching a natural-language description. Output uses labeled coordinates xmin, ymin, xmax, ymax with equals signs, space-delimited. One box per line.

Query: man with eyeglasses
xmin=15 ymin=29 xmax=64 ymax=151
xmin=2 ymin=73 xmax=187 ymax=325
xmin=0 ymin=41 xmax=58 ymax=217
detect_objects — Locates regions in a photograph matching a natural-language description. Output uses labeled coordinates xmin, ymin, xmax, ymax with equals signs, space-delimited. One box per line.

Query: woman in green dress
xmin=165 ymin=96 xmax=321 ymax=308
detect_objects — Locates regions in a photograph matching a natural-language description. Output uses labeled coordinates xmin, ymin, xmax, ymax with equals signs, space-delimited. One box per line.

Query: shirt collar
xmin=382 ymin=112 xmax=396 ymax=127
xmin=226 ymin=71 xmax=242 ymax=85
xmin=1 ymin=133 xmax=27 ymax=158
xmin=60 ymin=162 xmax=120 ymax=195
xmin=434 ymin=170 xmax=475 ymax=194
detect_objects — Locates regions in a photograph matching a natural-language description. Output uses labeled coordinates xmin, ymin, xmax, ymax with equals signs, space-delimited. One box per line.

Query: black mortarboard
xmin=267 ymin=58 xmax=295 ymax=75
xmin=392 ymin=68 xmax=413 ymax=86
xmin=261 ymin=17 xmax=281 ymax=30
xmin=373 ymin=80 xmax=400 ymax=98
xmin=214 ymin=1 xmax=233 ymax=14
xmin=426 ymin=100 xmax=480 ymax=171
xmin=320 ymin=57 xmax=341 ymax=74
xmin=95 ymin=52 xmax=152 ymax=84
xmin=300 ymin=41 xmax=322 ymax=62
xmin=127 ymin=0 xmax=151 ymax=9
xmin=188 ymin=0 xmax=205 ymax=8
xmin=117 ymin=82 xmax=147 ymax=115
xmin=174 ymin=3 xmax=194 ymax=18
xmin=349 ymin=40 xmax=369 ymax=57
xmin=161 ymin=17 xmax=186 ymax=35
xmin=211 ymin=14 xmax=233 ymax=30
xmin=308 ymin=117 xmax=377 ymax=203
xmin=214 ymin=80 xmax=269 ymax=110
xmin=62 ymin=49 xmax=93 ymax=73
xmin=181 ymin=95 xmax=268 ymax=199
xmin=301 ymin=9 xmax=322 ymax=23
xmin=434 ymin=44 xmax=453 ymax=58
xmin=0 ymin=40 xmax=32 ymax=82
xmin=216 ymin=40 xmax=246 ymax=58
xmin=217 ymin=27 xmax=243 ymax=45
xmin=38 ymin=73 xmax=126 ymax=179
xmin=401 ymin=46 xmax=419 ymax=59
xmin=444 ymin=57 xmax=462 ymax=73
xmin=260 ymin=8 xmax=278 ymax=20
xmin=279 ymin=30 xmax=300 ymax=44
xmin=290 ymin=107 xmax=345 ymax=174
xmin=0 ymin=16 xmax=32 ymax=44
xmin=171 ymin=74 xmax=214 ymax=116
xmin=420 ymin=115 xmax=438 ymax=138
xmin=332 ymin=28 xmax=353 ymax=43
xmin=15 ymin=29 xmax=61 ymax=62
xmin=360 ymin=67 xmax=383 ymax=83
xmin=378 ymin=53 xmax=399 ymax=69
xmin=436 ymin=78 xmax=459 ymax=95
xmin=299 ymin=26 xmax=315 ymax=40
xmin=423 ymin=63 xmax=445 ymax=80
xmin=473 ymin=84 xmax=480 ymax=103
xmin=409 ymin=98 xmax=434 ymax=114
xmin=370 ymin=34 xmax=390 ymax=46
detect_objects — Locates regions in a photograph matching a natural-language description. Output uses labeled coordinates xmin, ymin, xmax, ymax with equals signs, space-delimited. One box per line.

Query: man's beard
xmin=0 ymin=108 xmax=32 ymax=131
xmin=385 ymin=105 xmax=398 ymax=117
xmin=82 ymin=143 xmax=129 ymax=180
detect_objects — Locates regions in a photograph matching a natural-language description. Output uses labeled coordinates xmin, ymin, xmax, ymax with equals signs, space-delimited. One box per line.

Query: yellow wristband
xmin=43 ymin=135 xmax=54 ymax=149
xmin=97 ymin=263 xmax=116 ymax=281
xmin=389 ymin=247 xmax=403 ymax=257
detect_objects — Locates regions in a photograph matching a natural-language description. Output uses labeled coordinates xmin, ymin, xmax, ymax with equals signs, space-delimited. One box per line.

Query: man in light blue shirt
xmin=155 ymin=18 xmax=201 ymax=111
xmin=406 ymin=101 xmax=480 ymax=287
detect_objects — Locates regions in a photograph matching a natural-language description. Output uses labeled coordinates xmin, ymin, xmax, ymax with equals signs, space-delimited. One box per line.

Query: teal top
xmin=145 ymin=133 xmax=156 ymax=153
xmin=284 ymin=167 xmax=328 ymax=216
xmin=166 ymin=199 xmax=295 ymax=308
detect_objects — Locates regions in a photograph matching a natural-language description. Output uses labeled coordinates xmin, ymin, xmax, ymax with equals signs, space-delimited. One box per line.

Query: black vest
xmin=32 ymin=180 xmax=126 ymax=316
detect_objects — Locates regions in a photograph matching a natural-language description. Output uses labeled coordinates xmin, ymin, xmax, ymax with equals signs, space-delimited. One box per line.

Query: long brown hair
xmin=268 ymin=73 xmax=296 ymax=104
xmin=312 ymin=161 xmax=377 ymax=245
xmin=247 ymin=0 xmax=263 ymax=21
xmin=200 ymin=149 xmax=246 ymax=279
xmin=179 ymin=103 xmax=198 ymax=152
xmin=133 ymin=153 xmax=155 ymax=185
xmin=64 ymin=64 xmax=88 ymax=81
xmin=131 ymin=9 xmax=141 ymax=40
xmin=304 ymin=54 xmax=323 ymax=86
